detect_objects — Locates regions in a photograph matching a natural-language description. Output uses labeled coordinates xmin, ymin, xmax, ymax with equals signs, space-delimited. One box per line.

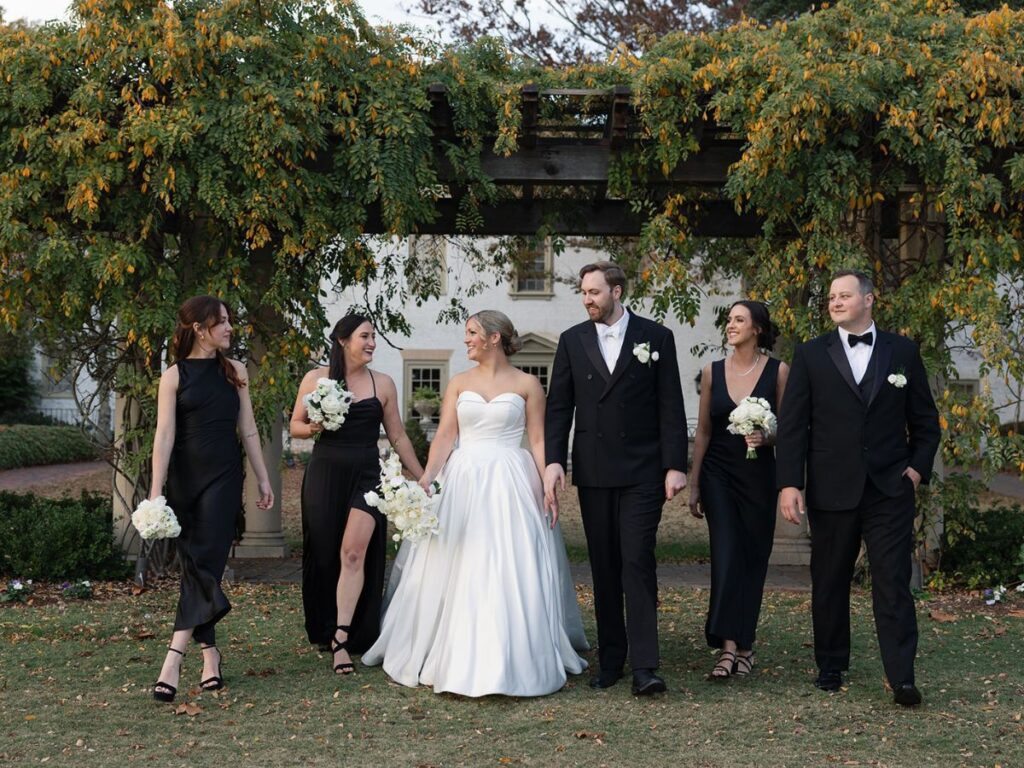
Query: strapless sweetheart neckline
xmin=457 ymin=391 xmax=526 ymax=405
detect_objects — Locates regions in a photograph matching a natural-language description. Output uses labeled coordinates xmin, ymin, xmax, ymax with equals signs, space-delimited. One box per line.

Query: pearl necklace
xmin=731 ymin=353 xmax=761 ymax=377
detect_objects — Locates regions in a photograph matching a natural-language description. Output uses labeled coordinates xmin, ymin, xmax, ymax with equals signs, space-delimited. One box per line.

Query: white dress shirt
xmin=596 ymin=309 xmax=630 ymax=373
xmin=837 ymin=321 xmax=877 ymax=384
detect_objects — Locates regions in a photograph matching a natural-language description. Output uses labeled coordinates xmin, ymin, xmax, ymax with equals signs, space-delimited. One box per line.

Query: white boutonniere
xmin=633 ymin=341 xmax=659 ymax=366
xmin=887 ymin=371 xmax=908 ymax=388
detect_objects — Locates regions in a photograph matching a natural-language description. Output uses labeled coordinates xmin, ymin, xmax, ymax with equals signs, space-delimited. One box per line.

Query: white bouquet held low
xmin=303 ymin=377 xmax=354 ymax=437
xmin=131 ymin=496 xmax=182 ymax=540
xmin=364 ymin=451 xmax=440 ymax=544
xmin=726 ymin=396 xmax=777 ymax=459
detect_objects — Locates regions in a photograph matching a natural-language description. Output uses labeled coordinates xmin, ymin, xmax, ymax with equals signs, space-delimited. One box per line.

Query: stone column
xmin=112 ymin=392 xmax=141 ymax=556
xmin=769 ymin=500 xmax=811 ymax=565
xmin=233 ymin=415 xmax=289 ymax=558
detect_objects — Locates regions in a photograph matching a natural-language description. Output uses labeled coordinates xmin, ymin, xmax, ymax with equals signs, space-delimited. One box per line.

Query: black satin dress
xmin=701 ymin=357 xmax=780 ymax=650
xmin=165 ymin=357 xmax=243 ymax=645
xmin=301 ymin=371 xmax=386 ymax=653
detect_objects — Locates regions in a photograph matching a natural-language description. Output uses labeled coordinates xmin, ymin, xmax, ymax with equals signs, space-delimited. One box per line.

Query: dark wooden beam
xmin=364 ymin=198 xmax=764 ymax=237
xmin=476 ymin=141 xmax=742 ymax=186
xmin=520 ymin=85 xmax=540 ymax=150
xmin=607 ymin=85 xmax=631 ymax=149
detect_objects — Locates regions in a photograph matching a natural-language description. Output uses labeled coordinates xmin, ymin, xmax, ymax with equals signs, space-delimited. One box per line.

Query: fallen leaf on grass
xmin=573 ymin=731 xmax=606 ymax=745
xmin=930 ymin=609 xmax=957 ymax=623
xmin=244 ymin=668 xmax=277 ymax=677
xmin=174 ymin=703 xmax=203 ymax=717
xmin=1007 ymin=610 xmax=1024 ymax=619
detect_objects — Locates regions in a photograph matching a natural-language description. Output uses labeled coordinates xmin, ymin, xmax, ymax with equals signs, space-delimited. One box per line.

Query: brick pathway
xmin=0 ymin=460 xmax=108 ymax=491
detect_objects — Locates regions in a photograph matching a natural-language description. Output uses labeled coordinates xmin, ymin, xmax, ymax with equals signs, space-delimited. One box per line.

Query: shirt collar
xmin=838 ymin=321 xmax=876 ymax=346
xmin=597 ymin=307 xmax=629 ymax=338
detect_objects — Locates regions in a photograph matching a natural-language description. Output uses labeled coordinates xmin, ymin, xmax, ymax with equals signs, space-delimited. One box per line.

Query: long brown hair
xmin=172 ymin=295 xmax=244 ymax=388
xmin=328 ymin=314 xmax=372 ymax=383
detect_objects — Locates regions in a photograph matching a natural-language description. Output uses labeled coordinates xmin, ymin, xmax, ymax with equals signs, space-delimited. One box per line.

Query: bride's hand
xmin=418 ymin=475 xmax=435 ymax=495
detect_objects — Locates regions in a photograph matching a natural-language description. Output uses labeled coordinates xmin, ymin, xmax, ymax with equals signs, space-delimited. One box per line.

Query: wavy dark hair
xmin=730 ymin=300 xmax=779 ymax=352
xmin=172 ymin=296 xmax=244 ymax=388
xmin=328 ymin=314 xmax=372 ymax=383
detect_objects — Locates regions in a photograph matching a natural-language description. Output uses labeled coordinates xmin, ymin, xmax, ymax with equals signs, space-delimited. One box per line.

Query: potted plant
xmin=412 ymin=387 xmax=441 ymax=424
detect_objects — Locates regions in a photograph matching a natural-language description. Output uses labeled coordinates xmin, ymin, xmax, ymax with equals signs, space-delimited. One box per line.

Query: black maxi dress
xmin=701 ymin=357 xmax=780 ymax=650
xmin=301 ymin=371 xmax=386 ymax=654
xmin=165 ymin=357 xmax=243 ymax=645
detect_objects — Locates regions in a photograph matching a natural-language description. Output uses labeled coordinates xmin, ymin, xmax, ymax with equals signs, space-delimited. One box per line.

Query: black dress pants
xmin=577 ymin=483 xmax=664 ymax=671
xmin=808 ymin=477 xmax=918 ymax=686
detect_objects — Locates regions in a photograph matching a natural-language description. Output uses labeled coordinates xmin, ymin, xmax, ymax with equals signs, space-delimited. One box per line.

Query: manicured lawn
xmin=2 ymin=584 xmax=1021 ymax=767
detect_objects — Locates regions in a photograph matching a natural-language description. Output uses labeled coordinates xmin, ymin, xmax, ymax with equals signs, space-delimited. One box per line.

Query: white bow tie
xmin=599 ymin=327 xmax=618 ymax=341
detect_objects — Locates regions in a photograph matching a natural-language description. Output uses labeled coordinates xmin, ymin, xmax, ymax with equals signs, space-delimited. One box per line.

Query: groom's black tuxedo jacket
xmin=545 ymin=312 xmax=687 ymax=487
xmin=775 ymin=328 xmax=941 ymax=511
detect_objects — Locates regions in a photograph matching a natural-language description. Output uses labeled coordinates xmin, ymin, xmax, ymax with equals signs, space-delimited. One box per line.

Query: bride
xmin=361 ymin=310 xmax=588 ymax=696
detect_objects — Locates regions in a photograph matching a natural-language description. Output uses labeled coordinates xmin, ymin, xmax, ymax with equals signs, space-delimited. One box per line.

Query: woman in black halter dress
xmin=149 ymin=296 xmax=275 ymax=702
xmin=290 ymin=314 xmax=424 ymax=674
xmin=689 ymin=301 xmax=789 ymax=679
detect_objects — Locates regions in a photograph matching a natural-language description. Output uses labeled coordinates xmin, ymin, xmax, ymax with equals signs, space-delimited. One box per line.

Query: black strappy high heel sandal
xmin=199 ymin=644 xmax=225 ymax=691
xmin=153 ymin=647 xmax=185 ymax=702
xmin=331 ymin=625 xmax=356 ymax=675
xmin=734 ymin=651 xmax=755 ymax=677
xmin=709 ymin=650 xmax=736 ymax=680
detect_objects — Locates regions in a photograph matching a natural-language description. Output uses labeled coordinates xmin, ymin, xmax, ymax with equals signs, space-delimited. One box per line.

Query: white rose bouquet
xmin=303 ymin=377 xmax=355 ymax=438
xmin=726 ymin=396 xmax=777 ymax=459
xmin=131 ymin=496 xmax=182 ymax=540
xmin=364 ymin=450 xmax=441 ymax=544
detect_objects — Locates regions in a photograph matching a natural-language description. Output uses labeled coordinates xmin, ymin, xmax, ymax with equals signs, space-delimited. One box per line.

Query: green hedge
xmin=939 ymin=503 xmax=1024 ymax=589
xmin=0 ymin=491 xmax=128 ymax=580
xmin=0 ymin=424 xmax=99 ymax=470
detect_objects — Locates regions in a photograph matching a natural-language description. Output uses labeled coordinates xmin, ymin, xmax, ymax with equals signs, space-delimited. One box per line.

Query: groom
xmin=544 ymin=261 xmax=687 ymax=696
xmin=776 ymin=269 xmax=940 ymax=706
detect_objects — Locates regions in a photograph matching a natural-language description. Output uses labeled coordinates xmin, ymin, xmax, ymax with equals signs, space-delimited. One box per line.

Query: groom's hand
xmin=543 ymin=463 xmax=566 ymax=527
xmin=902 ymin=466 xmax=922 ymax=490
xmin=780 ymin=487 xmax=805 ymax=524
xmin=664 ymin=469 xmax=687 ymax=501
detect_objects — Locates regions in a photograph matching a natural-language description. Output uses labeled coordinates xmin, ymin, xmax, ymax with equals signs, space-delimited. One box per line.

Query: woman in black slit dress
xmin=290 ymin=314 xmax=423 ymax=674
xmin=149 ymin=296 xmax=275 ymax=702
xmin=689 ymin=301 xmax=789 ymax=679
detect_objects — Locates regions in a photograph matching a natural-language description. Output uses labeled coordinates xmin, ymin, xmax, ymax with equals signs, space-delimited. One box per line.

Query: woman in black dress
xmin=150 ymin=296 xmax=275 ymax=701
xmin=689 ymin=301 xmax=789 ymax=679
xmin=290 ymin=314 xmax=423 ymax=674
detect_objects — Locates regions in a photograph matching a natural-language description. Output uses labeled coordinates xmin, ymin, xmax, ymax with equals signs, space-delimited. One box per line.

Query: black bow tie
xmin=847 ymin=332 xmax=873 ymax=348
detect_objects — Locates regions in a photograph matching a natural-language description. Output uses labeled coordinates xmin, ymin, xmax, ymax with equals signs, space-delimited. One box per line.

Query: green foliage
xmin=0 ymin=491 xmax=128 ymax=580
xmin=411 ymin=386 xmax=441 ymax=405
xmin=0 ymin=330 xmax=34 ymax=416
xmin=938 ymin=499 xmax=1024 ymax=588
xmin=4 ymin=0 xmax=1024 ymax=508
xmin=404 ymin=416 xmax=430 ymax=467
xmin=0 ymin=424 xmax=99 ymax=470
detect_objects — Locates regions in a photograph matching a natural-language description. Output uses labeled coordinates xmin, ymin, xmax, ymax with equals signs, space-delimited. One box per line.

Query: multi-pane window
xmin=403 ymin=360 xmax=448 ymax=423
xmin=511 ymin=239 xmax=553 ymax=297
xmin=514 ymin=363 xmax=550 ymax=393
xmin=407 ymin=236 xmax=448 ymax=296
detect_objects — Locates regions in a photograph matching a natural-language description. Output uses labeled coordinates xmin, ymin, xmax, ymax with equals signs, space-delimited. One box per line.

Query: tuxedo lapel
xmin=867 ymin=333 xmax=893 ymax=407
xmin=581 ymin=324 xmax=610 ymax=382
xmin=603 ymin=313 xmax=643 ymax=397
xmin=826 ymin=331 xmax=862 ymax=400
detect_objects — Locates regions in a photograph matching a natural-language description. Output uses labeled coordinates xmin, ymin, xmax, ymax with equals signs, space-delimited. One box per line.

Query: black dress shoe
xmin=893 ymin=683 xmax=922 ymax=707
xmin=631 ymin=669 xmax=667 ymax=696
xmin=589 ymin=668 xmax=623 ymax=689
xmin=814 ymin=670 xmax=843 ymax=692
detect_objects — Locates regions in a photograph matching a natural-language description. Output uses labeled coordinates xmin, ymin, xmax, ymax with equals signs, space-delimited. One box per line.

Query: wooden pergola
xmin=361 ymin=84 xmax=910 ymax=238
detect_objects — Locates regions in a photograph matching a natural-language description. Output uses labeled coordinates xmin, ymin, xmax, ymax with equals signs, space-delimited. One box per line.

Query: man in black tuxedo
xmin=544 ymin=261 xmax=688 ymax=696
xmin=776 ymin=270 xmax=940 ymax=706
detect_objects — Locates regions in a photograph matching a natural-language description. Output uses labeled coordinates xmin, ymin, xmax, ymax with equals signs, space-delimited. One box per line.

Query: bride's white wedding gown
xmin=361 ymin=391 xmax=589 ymax=697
